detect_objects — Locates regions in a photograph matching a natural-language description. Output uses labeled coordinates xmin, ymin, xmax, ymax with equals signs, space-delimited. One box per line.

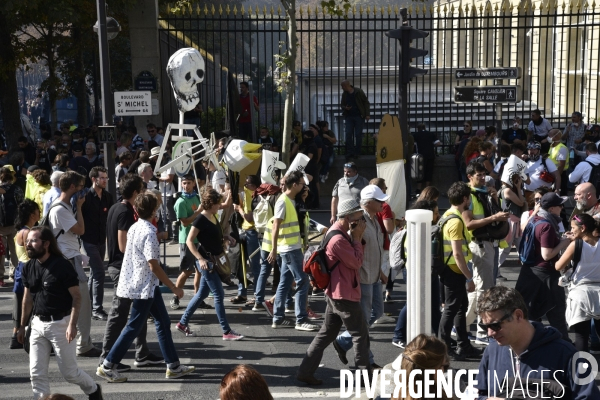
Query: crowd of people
xmin=3 ymin=100 xmax=600 ymax=399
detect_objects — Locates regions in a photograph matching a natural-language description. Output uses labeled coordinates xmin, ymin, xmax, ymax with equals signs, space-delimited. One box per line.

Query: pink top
xmin=324 ymin=221 xmax=364 ymax=302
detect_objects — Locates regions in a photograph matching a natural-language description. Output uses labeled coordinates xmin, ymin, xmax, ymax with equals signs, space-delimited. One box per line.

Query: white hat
xmin=150 ymin=146 xmax=161 ymax=158
xmin=337 ymin=199 xmax=362 ymax=217
xmin=360 ymin=185 xmax=390 ymax=202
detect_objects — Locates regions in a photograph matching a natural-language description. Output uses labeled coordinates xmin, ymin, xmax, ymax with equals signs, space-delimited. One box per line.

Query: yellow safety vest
xmin=549 ymin=143 xmax=569 ymax=170
xmin=241 ymin=187 xmax=255 ymax=231
xmin=442 ymin=209 xmax=472 ymax=273
xmin=260 ymin=194 xmax=301 ymax=252
xmin=470 ymin=189 xmax=485 ymax=222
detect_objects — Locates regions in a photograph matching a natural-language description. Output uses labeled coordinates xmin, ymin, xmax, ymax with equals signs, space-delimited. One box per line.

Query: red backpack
xmin=302 ymin=229 xmax=346 ymax=290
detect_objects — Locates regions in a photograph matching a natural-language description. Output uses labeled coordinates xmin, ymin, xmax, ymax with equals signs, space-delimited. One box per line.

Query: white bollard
xmin=405 ymin=209 xmax=433 ymax=344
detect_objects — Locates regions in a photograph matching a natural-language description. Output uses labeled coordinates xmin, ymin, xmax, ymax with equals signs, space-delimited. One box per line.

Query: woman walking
xmin=176 ymin=189 xmax=244 ymax=341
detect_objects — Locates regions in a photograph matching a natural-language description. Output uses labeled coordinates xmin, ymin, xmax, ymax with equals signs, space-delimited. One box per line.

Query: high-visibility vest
xmin=549 ymin=143 xmax=569 ymax=170
xmin=241 ymin=187 xmax=255 ymax=231
xmin=260 ymin=194 xmax=301 ymax=252
xmin=470 ymin=188 xmax=486 ymax=222
xmin=441 ymin=208 xmax=472 ymax=269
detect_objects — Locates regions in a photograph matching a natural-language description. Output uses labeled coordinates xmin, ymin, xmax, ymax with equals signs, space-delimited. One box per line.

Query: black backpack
xmin=432 ymin=214 xmax=463 ymax=275
xmin=0 ymin=183 xmax=24 ymax=227
xmin=470 ymin=190 xmax=510 ymax=241
xmin=584 ymin=160 xmax=600 ymax=193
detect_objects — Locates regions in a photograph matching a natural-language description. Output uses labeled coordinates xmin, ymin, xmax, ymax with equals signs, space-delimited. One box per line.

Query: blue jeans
xmin=83 ymin=241 xmax=106 ymax=313
xmin=394 ymin=273 xmax=441 ymax=342
xmin=320 ymin=151 xmax=335 ymax=177
xmin=181 ymin=267 xmax=230 ymax=333
xmin=255 ymin=249 xmax=281 ymax=304
xmin=336 ymin=281 xmax=384 ymax=364
xmin=273 ymin=249 xmax=308 ymax=324
xmin=104 ymin=286 xmax=179 ymax=369
xmin=237 ymin=229 xmax=261 ymax=297
xmin=344 ymin=115 xmax=364 ymax=157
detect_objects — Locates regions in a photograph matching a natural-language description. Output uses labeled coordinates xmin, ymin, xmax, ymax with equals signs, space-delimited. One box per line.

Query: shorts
xmin=180 ymin=243 xmax=197 ymax=272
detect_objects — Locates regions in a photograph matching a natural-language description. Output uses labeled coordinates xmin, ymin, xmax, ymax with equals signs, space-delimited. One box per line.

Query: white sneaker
xmin=96 ymin=365 xmax=127 ymax=383
xmin=295 ymin=321 xmax=320 ymax=331
xmin=166 ymin=364 xmax=195 ymax=379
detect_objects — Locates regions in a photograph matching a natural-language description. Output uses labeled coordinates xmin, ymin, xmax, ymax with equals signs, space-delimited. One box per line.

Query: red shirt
xmin=238 ymin=94 xmax=258 ymax=123
xmin=324 ymin=222 xmax=364 ymax=302
xmin=376 ymin=202 xmax=393 ymax=250
xmin=532 ymin=216 xmax=560 ymax=270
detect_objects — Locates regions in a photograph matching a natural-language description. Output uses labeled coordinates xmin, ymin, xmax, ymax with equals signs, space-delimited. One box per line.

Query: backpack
xmin=494 ymin=159 xmax=507 ymax=191
xmin=432 ymin=214 xmax=462 ymax=275
xmin=302 ymin=229 xmax=346 ymax=290
xmin=253 ymin=194 xmax=274 ymax=234
xmin=0 ymin=183 xmax=24 ymax=227
xmin=584 ymin=160 xmax=600 ymax=192
xmin=470 ymin=190 xmax=510 ymax=241
xmin=518 ymin=218 xmax=550 ymax=266
xmin=39 ymin=202 xmax=70 ymax=239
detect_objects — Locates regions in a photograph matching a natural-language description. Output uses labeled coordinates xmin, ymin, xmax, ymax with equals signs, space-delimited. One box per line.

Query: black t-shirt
xmin=412 ymin=130 xmax=438 ymax=159
xmin=22 ymin=254 xmax=79 ymax=316
xmin=301 ymin=142 xmax=319 ymax=176
xmin=258 ymin=136 xmax=279 ymax=151
xmin=501 ymin=128 xmax=527 ymax=144
xmin=106 ymin=202 xmax=136 ymax=269
xmin=191 ymin=214 xmax=224 ymax=257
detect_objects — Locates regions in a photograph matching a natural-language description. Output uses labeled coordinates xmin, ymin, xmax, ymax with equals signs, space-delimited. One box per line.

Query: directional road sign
xmin=454 ymin=86 xmax=521 ymax=103
xmin=98 ymin=126 xmax=116 ymax=143
xmin=455 ymin=67 xmax=521 ymax=80
xmin=114 ymin=91 xmax=152 ymax=116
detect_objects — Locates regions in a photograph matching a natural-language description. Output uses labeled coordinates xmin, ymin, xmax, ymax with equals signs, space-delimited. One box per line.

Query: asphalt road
xmin=0 ymin=245 xmax=594 ymax=400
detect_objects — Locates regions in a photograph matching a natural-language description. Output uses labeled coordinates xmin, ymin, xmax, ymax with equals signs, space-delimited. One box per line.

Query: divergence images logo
xmin=572 ymin=351 xmax=599 ymax=385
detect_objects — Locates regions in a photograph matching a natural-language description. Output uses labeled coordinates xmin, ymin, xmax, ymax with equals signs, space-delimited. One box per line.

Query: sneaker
xmin=165 ymin=364 xmax=195 ymax=379
xmin=170 ymin=296 xmax=180 ymax=310
xmin=176 ymin=322 xmax=194 ymax=337
xmin=496 ymin=274 xmax=507 ymax=281
xmin=115 ymin=363 xmax=131 ymax=373
xmin=475 ymin=336 xmax=494 ymax=346
xmin=92 ymin=310 xmax=108 ymax=321
xmin=590 ymin=343 xmax=600 ymax=355
xmin=197 ymin=301 xmax=213 ymax=309
xmin=374 ymin=315 xmax=395 ymax=324
xmin=392 ymin=340 xmax=406 ymax=349
xmin=452 ymin=345 xmax=482 ymax=361
xmin=89 ymin=383 xmax=103 ymax=400
xmin=297 ymin=373 xmax=323 ymax=386
xmin=272 ymin=320 xmax=291 ymax=329
xmin=96 ymin=365 xmax=127 ymax=383
xmin=252 ymin=302 xmax=263 ymax=311
xmin=307 ymin=308 xmax=322 ymax=320
xmin=0 ymin=279 xmax=5 ymax=287
xmin=167 ymin=239 xmax=178 ymax=245
xmin=263 ymin=301 xmax=274 ymax=317
xmin=295 ymin=321 xmax=320 ymax=331
xmin=134 ymin=353 xmax=165 ymax=367
xmin=384 ymin=293 xmax=393 ymax=302
xmin=467 ymin=332 xmax=477 ymax=341
xmin=450 ymin=327 xmax=457 ymax=337
xmin=223 ymin=330 xmax=244 ymax=341
xmin=285 ymin=307 xmax=295 ymax=314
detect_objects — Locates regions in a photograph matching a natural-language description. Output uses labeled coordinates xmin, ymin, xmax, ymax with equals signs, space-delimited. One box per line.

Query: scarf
xmin=180 ymin=191 xmax=198 ymax=199
xmin=537 ymin=208 xmax=562 ymax=236
xmin=253 ymin=183 xmax=282 ymax=198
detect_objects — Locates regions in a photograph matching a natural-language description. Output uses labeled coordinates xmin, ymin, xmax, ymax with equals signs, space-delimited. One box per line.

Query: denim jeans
xmin=344 ymin=115 xmax=364 ymax=157
xmin=83 ymin=241 xmax=106 ymax=313
xmin=320 ymin=151 xmax=335 ymax=177
xmin=255 ymin=249 xmax=281 ymax=304
xmin=180 ymin=266 xmax=230 ymax=333
xmin=336 ymin=281 xmax=384 ymax=364
xmin=237 ymin=229 xmax=261 ymax=297
xmin=104 ymin=286 xmax=179 ymax=370
xmin=394 ymin=273 xmax=441 ymax=342
xmin=273 ymin=249 xmax=308 ymax=324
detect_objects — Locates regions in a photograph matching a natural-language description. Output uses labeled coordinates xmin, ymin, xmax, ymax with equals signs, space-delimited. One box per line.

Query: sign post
xmin=454 ymin=67 xmax=521 ymax=80
xmin=454 ymin=86 xmax=521 ymax=104
xmin=114 ymin=91 xmax=152 ymax=116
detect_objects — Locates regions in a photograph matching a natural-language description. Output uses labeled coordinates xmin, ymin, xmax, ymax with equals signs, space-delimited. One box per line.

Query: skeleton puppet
xmin=166 ymin=48 xmax=205 ymax=114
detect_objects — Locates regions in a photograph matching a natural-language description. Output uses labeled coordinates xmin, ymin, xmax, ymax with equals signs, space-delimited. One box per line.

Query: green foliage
xmin=200 ymin=106 xmax=227 ymax=135
xmin=320 ymin=0 xmax=352 ymax=17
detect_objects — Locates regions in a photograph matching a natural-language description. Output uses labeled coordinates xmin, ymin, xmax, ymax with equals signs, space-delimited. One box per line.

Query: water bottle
xmin=570 ymin=149 xmax=575 ymax=159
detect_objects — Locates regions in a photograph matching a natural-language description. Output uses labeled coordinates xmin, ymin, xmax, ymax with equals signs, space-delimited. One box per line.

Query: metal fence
xmin=158 ymin=2 xmax=600 ymax=155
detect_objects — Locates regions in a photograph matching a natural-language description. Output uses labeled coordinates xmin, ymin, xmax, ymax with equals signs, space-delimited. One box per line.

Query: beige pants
xmin=465 ymin=240 xmax=495 ymax=338
xmin=0 ymin=225 xmax=18 ymax=278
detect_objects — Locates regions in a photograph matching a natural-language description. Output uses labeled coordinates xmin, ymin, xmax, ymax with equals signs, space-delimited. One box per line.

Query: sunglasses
xmin=535 ymin=198 xmax=542 ymax=203
xmin=478 ymin=312 xmax=513 ymax=332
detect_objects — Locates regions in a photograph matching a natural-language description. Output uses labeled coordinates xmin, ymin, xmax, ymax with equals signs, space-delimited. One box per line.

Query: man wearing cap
xmin=524 ymin=141 xmax=560 ymax=208
xmin=330 ymin=162 xmax=370 ymax=225
xmin=515 ymin=192 xmax=571 ymax=340
xmin=296 ymin=198 xmax=371 ymax=385
xmin=68 ymin=144 xmax=93 ymax=176
xmin=333 ymin=184 xmax=388 ymax=369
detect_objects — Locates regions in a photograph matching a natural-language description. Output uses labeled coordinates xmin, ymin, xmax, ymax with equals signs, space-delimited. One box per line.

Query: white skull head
xmin=166 ymin=48 xmax=205 ymax=112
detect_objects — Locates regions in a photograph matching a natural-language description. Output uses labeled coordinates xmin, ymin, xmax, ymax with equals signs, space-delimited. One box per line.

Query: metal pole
xmin=96 ymin=0 xmax=117 ymax=198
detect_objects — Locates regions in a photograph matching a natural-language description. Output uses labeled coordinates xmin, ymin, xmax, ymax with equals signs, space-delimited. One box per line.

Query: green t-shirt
xmin=174 ymin=195 xmax=200 ymax=243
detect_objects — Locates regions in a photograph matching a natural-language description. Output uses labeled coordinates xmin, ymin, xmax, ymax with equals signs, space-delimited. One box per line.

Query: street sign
xmin=114 ymin=91 xmax=152 ymax=116
xmin=455 ymin=67 xmax=521 ymax=80
xmin=98 ymin=126 xmax=116 ymax=143
xmin=135 ymin=70 xmax=158 ymax=92
xmin=454 ymin=86 xmax=521 ymax=103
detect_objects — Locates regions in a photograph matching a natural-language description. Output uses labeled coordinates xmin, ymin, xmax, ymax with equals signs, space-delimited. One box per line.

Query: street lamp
xmin=94 ymin=0 xmax=118 ymax=197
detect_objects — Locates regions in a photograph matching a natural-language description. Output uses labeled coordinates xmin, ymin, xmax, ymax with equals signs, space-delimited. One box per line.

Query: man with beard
xmin=17 ymin=226 xmax=103 ymax=400
xmin=527 ymin=109 xmax=553 ymax=153
xmin=571 ymin=182 xmax=600 ymax=222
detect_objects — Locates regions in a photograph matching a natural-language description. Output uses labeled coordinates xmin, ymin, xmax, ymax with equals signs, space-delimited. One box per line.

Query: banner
xmin=500 ymin=155 xmax=528 ymax=185
xmin=260 ymin=150 xmax=286 ymax=185
xmin=286 ymin=153 xmax=311 ymax=184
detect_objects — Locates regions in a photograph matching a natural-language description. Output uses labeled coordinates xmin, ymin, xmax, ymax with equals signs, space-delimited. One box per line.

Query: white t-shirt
xmin=528 ymin=119 xmax=553 ymax=138
xmin=273 ymin=196 xmax=301 ymax=252
xmin=117 ymin=219 xmax=160 ymax=299
xmin=572 ymin=240 xmax=600 ymax=285
xmin=48 ymin=201 xmax=81 ymax=259
xmin=570 ymin=154 xmax=600 ymax=184
xmin=159 ymin=167 xmax=175 ymax=196
xmin=211 ymin=170 xmax=227 ymax=191
xmin=524 ymin=157 xmax=557 ymax=191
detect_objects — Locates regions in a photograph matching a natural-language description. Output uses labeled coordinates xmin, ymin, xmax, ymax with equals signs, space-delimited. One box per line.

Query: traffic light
xmin=386 ymin=25 xmax=429 ymax=84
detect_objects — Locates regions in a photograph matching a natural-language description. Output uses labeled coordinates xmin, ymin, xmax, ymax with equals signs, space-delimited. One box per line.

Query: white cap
xmin=360 ymin=185 xmax=390 ymax=202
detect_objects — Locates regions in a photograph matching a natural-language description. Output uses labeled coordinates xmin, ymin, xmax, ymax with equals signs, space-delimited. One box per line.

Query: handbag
xmin=199 ymin=218 xmax=232 ymax=283
xmin=538 ymin=155 xmax=555 ymax=183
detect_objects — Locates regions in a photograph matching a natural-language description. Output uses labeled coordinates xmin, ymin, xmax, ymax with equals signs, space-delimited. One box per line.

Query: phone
xmin=77 ymin=187 xmax=90 ymax=199
xmin=207 ymin=261 xmax=214 ymax=271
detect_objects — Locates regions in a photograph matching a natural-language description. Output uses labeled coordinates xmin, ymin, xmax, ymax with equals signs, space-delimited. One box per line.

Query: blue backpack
xmin=518 ymin=218 xmax=550 ymax=266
